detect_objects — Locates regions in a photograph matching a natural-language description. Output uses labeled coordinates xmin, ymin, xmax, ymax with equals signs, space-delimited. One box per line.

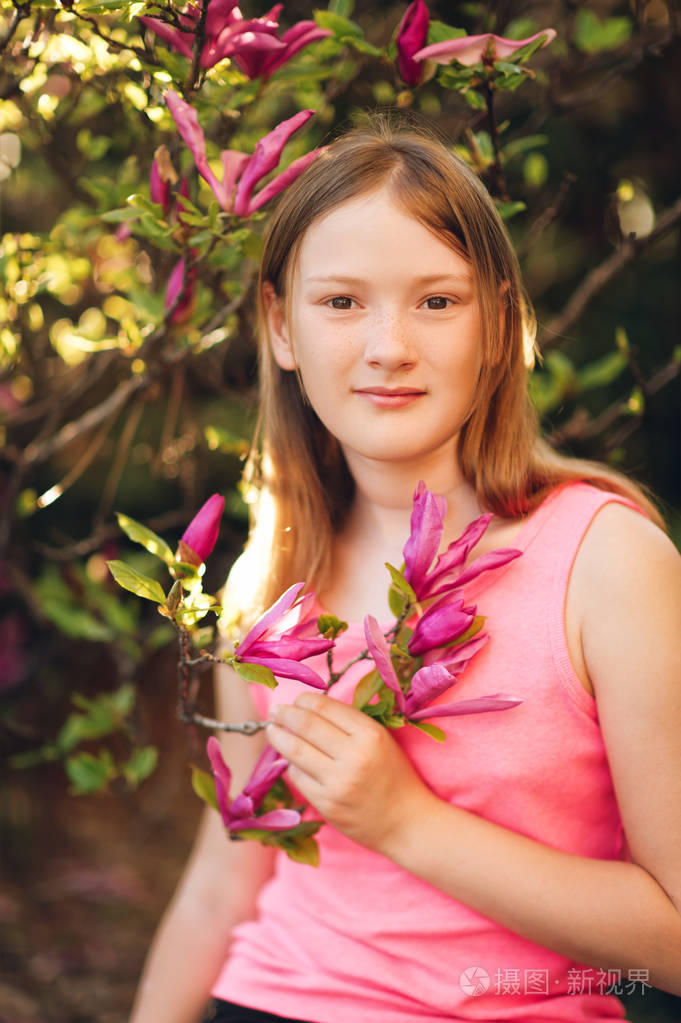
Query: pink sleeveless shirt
xmin=212 ymin=482 xmax=643 ymax=1022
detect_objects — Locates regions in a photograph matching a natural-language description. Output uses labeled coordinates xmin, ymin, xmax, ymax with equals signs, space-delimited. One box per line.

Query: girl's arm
xmin=129 ymin=663 xmax=275 ymax=1023
xmin=266 ymin=503 xmax=681 ymax=994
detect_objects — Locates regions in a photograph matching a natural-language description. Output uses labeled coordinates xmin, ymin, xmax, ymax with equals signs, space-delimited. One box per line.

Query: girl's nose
xmin=363 ymin=312 xmax=416 ymax=372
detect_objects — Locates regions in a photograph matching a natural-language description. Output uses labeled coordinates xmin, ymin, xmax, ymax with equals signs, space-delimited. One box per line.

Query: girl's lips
xmin=354 ymin=388 xmax=425 ymax=409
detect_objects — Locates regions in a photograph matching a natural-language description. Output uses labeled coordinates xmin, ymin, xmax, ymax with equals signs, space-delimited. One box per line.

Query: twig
xmin=153 ymin=366 xmax=184 ymax=474
xmin=0 ymin=4 xmax=29 ymax=53
xmin=483 ymin=78 xmax=508 ymax=201
xmin=180 ymin=713 xmax=269 ymax=735
xmin=36 ymin=407 xmax=120 ymax=509
xmin=539 ymin=196 xmax=681 ymax=349
xmin=95 ymin=391 xmax=146 ymax=525
xmin=23 ymin=373 xmax=146 ymax=465
xmin=516 ymin=173 xmax=576 ymax=261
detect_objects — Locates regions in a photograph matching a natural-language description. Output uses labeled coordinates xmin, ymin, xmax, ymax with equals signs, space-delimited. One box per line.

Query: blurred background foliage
xmin=1 ymin=0 xmax=680 ymax=1018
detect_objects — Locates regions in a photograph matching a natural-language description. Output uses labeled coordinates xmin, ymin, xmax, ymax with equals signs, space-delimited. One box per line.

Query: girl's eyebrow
xmin=303 ymin=273 xmax=474 ymax=285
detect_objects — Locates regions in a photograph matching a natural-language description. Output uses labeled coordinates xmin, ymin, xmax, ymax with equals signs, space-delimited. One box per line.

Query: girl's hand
xmin=266 ymin=692 xmax=435 ymax=853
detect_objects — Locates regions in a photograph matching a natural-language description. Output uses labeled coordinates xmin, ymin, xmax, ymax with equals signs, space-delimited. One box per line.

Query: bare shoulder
xmin=571 ymin=501 xmax=681 ymax=903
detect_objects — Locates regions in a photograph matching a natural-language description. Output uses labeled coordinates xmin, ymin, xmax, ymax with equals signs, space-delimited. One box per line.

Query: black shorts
xmin=204 ymin=999 xmax=315 ymax=1023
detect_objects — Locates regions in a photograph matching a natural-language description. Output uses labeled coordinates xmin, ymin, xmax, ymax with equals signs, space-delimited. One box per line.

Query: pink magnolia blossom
xmin=414 ymin=28 xmax=556 ymax=67
xmin=206 ymin=737 xmax=301 ymax=833
xmin=150 ymin=157 xmax=171 ymax=215
xmin=165 ymin=257 xmax=197 ymax=324
xmin=364 ymin=616 xmax=520 ymax=721
xmin=396 ymin=0 xmax=430 ymax=86
xmin=178 ymin=493 xmax=224 ymax=563
xmin=235 ymin=582 xmax=334 ymax=689
xmin=403 ymin=481 xmax=521 ymax=601
xmin=407 ymin=589 xmax=476 ymax=657
xmin=141 ymin=1 xmax=330 ymax=75
xmin=165 ymin=92 xmax=322 ymax=215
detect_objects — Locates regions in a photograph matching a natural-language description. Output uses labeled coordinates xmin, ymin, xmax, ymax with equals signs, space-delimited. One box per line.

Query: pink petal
xmin=250 ymin=636 xmax=333 ymax=659
xmin=396 ymin=0 xmax=430 ymax=86
xmin=139 ymin=17 xmax=194 ymax=59
xmin=218 ymin=150 xmax=250 ymax=212
xmin=233 ymin=109 xmax=314 ymax=216
xmin=408 ymin=592 xmax=473 ymax=657
xmin=410 ymin=694 xmax=523 ymax=720
xmin=240 ymin=655 xmax=329 ymax=690
xmin=180 ymin=493 xmax=224 ymax=563
xmin=414 ymin=28 xmax=556 ymax=67
xmin=206 ymin=736 xmax=233 ymax=825
xmin=245 ymin=148 xmax=325 ymax=214
xmin=403 ymin=481 xmax=446 ymax=593
xmin=204 ymin=0 xmax=241 ymax=40
xmin=165 ymin=90 xmax=226 ymax=208
xmin=237 ymin=582 xmax=305 ymax=654
xmin=363 ymin=616 xmax=406 ymax=713
xmin=422 ymin=512 xmax=492 ymax=596
xmin=448 ymin=547 xmax=522 ymax=590
xmin=261 ymin=23 xmax=333 ymax=79
xmin=202 ymin=25 xmax=284 ymax=71
xmin=408 ymin=662 xmax=456 ymax=712
xmin=438 ymin=632 xmax=488 ymax=673
xmin=150 ymin=158 xmax=171 ymax=214
xmin=231 ymin=808 xmax=301 ymax=832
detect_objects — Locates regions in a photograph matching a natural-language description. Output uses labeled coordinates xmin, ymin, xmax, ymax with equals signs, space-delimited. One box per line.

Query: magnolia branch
xmin=539 ymin=195 xmax=681 ymax=349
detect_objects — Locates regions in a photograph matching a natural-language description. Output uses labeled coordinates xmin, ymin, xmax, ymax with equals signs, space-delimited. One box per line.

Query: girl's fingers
xmin=265 ymin=721 xmax=329 ymax=783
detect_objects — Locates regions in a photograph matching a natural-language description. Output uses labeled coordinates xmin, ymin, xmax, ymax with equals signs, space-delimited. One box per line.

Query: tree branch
xmin=538 ymin=196 xmax=681 ymax=349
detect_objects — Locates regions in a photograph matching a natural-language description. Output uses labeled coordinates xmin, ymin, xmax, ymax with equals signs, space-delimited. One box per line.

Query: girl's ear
xmin=263 ymin=282 xmax=296 ymax=371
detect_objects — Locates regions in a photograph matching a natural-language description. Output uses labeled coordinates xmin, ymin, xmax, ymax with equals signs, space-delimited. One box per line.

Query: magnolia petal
xmin=414 ymin=29 xmax=556 ymax=67
xmin=422 ymin=512 xmax=492 ymax=596
xmin=246 ymin=148 xmax=325 ymax=214
xmin=408 ymin=662 xmax=456 ymax=712
xmin=232 ymin=807 xmax=302 ymax=832
xmin=403 ymin=480 xmax=445 ymax=592
xmin=218 ymin=150 xmax=250 ymax=212
xmin=203 ymin=24 xmax=284 ymax=70
xmin=250 ymin=636 xmax=333 ymax=659
xmin=261 ymin=23 xmax=334 ymax=79
xmin=206 ymin=736 xmax=233 ymax=825
xmin=139 ymin=17 xmax=194 ymax=59
xmin=243 ymin=655 xmax=329 ymax=689
xmin=165 ymin=91 xmax=225 ymax=207
xmin=233 ymin=109 xmax=314 ymax=216
xmin=204 ymin=0 xmax=241 ymax=40
xmin=440 ymin=631 xmax=488 ymax=673
xmin=396 ymin=0 xmax=430 ymax=86
xmin=363 ymin=615 xmax=406 ymax=712
xmin=408 ymin=592 xmax=472 ymax=656
xmin=447 ymin=547 xmax=522 ymax=590
xmin=237 ymin=581 xmax=305 ymax=654
xmin=410 ymin=694 xmax=523 ymax=720
xmin=243 ymin=746 xmax=289 ymax=806
xmin=180 ymin=493 xmax=224 ymax=563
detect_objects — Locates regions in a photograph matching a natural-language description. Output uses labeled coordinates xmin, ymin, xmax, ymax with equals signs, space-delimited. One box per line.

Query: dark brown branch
xmin=539 ymin=196 xmax=681 ymax=349
xmin=0 ymin=3 xmax=29 ymax=52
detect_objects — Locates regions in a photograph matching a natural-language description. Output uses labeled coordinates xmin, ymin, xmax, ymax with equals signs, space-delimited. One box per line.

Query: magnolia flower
xmin=414 ymin=28 xmax=557 ymax=67
xmin=150 ymin=157 xmax=171 ymax=215
xmin=364 ymin=616 xmax=521 ymax=721
xmin=403 ymin=481 xmax=521 ymax=601
xmin=395 ymin=0 xmax=430 ymax=86
xmin=407 ymin=589 xmax=475 ymax=657
xmin=177 ymin=493 xmax=224 ymax=564
xmin=207 ymin=736 xmax=301 ymax=833
xmin=165 ymin=92 xmax=322 ymax=216
xmin=141 ymin=1 xmax=329 ymax=74
xmin=165 ymin=256 xmax=197 ymax=324
xmin=234 ymin=582 xmax=334 ymax=689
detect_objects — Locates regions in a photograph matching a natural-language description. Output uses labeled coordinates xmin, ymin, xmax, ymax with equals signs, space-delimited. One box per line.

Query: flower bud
xmin=178 ymin=494 xmax=225 ymax=565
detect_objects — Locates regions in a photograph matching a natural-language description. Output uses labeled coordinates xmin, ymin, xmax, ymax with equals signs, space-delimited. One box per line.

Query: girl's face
xmin=267 ymin=187 xmax=483 ymax=479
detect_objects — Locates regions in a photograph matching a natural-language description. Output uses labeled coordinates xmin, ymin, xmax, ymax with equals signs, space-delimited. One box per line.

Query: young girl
xmin=130 ymin=115 xmax=681 ymax=1023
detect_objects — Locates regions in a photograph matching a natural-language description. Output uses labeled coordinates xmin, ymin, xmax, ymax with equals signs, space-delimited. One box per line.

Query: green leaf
xmin=116 ymin=512 xmax=174 ymax=562
xmin=282 ymin=834 xmax=320 ymax=866
xmin=352 ymin=669 xmax=382 ymax=709
xmin=101 ymin=207 xmax=142 ymax=224
xmin=314 ymin=10 xmax=362 ymax=38
xmin=65 ymin=750 xmax=116 ymax=794
xmin=574 ymin=9 xmax=632 ymax=55
xmin=122 ymin=746 xmax=158 ymax=787
xmin=344 ymin=37 xmax=384 ymax=57
xmin=427 ymin=21 xmax=466 ymax=45
xmin=410 ymin=720 xmax=447 ymax=742
xmin=578 ymin=351 xmax=627 ymax=391
xmin=107 ymin=560 xmax=167 ymax=603
xmin=328 ymin=0 xmax=354 ymax=18
xmin=464 ymin=89 xmax=486 ymax=110
xmin=233 ymin=660 xmax=278 ymax=689
xmin=317 ymin=613 xmax=348 ymax=639
xmin=191 ymin=765 xmax=219 ymax=810
xmin=384 ymin=562 xmax=417 ymax=602
xmin=495 ymin=200 xmax=527 ymax=222
xmin=388 ymin=586 xmax=407 ymax=618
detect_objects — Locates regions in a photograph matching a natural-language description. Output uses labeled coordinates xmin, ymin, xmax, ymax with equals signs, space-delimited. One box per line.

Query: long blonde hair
xmin=239 ymin=113 xmax=662 ymax=617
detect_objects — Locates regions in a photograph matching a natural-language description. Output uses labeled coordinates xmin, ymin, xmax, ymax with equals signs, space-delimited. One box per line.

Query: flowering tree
xmin=2 ymin=0 xmax=680 ymax=799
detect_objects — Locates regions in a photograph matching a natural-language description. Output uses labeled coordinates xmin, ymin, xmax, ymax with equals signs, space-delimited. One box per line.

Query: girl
xmin=130 ymin=115 xmax=681 ymax=1023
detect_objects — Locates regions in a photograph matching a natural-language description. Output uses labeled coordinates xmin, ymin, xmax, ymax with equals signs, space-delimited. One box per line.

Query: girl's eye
xmin=327 ymin=296 xmax=353 ymax=310
xmin=423 ymin=296 xmax=451 ymax=310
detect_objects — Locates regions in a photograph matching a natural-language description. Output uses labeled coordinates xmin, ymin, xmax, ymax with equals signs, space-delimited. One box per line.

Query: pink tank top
xmin=213 ymin=482 xmax=644 ymax=1022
